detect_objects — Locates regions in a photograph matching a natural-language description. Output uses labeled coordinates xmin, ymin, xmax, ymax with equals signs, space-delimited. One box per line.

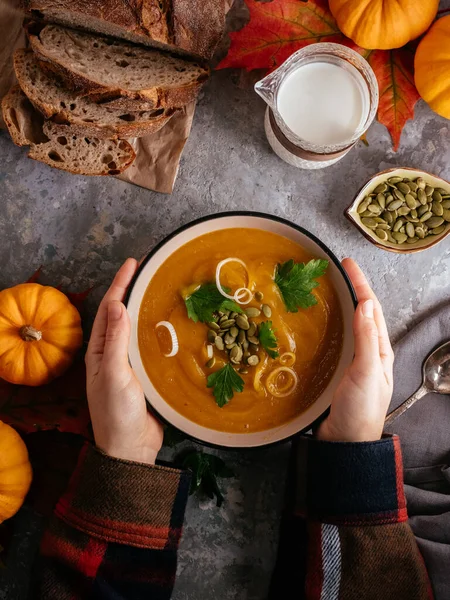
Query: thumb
xmin=353 ymin=299 xmax=380 ymax=371
xmin=102 ymin=301 xmax=131 ymax=371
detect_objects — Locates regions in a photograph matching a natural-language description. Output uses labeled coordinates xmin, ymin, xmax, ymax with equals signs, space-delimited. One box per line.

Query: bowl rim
xmin=124 ymin=210 xmax=358 ymax=450
xmin=345 ymin=167 xmax=450 ymax=254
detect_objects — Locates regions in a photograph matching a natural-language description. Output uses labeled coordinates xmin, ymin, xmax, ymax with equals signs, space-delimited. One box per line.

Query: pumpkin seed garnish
xmin=245 ymin=307 xmax=261 ymax=318
xmin=247 ymin=355 xmax=259 ymax=366
xmin=262 ymin=304 xmax=272 ymax=318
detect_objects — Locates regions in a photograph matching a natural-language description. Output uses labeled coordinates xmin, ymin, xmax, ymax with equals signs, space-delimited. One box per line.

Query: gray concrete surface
xmin=0 ymin=4 xmax=450 ymax=598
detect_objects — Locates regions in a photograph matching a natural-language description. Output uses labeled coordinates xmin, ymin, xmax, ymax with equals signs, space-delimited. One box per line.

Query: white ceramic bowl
xmin=346 ymin=167 xmax=450 ymax=253
xmin=126 ymin=212 xmax=356 ymax=448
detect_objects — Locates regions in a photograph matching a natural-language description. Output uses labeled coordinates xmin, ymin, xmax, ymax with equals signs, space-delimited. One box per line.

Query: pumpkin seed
xmin=405 ymin=222 xmax=415 ymax=238
xmin=249 ymin=343 xmax=259 ymax=353
xmin=255 ymin=291 xmax=264 ymax=302
xmin=397 ymin=182 xmax=410 ymax=194
xmin=247 ymin=322 xmax=257 ymax=337
xmin=230 ymin=326 xmax=239 ymax=338
xmin=206 ymin=357 xmax=216 ymax=368
xmin=393 ymin=219 xmax=404 ymax=232
xmin=408 ymin=182 xmax=418 ymax=192
xmin=406 ymin=236 xmax=419 ymax=244
xmin=360 ymin=210 xmax=373 ymax=217
xmin=386 ymin=231 xmax=397 ymax=243
xmin=245 ymin=307 xmax=261 ymax=318
xmin=432 ymin=190 xmax=443 ymax=203
xmin=416 ymin=177 xmax=426 ymax=189
xmin=237 ymin=329 xmax=246 ymax=344
xmin=383 ymin=211 xmax=394 ymax=224
xmin=417 ymin=204 xmax=429 ymax=217
xmin=435 ymin=188 xmax=448 ymax=195
xmin=376 ymin=193 xmax=386 ymax=209
xmin=410 ymin=209 xmax=418 ymax=218
xmin=405 ymin=216 xmax=419 ymax=223
xmin=425 ymin=185 xmax=434 ymax=196
xmin=247 ymin=355 xmax=260 ymax=366
xmin=208 ymin=321 xmax=220 ymax=331
xmin=415 ymin=227 xmax=425 ymax=239
xmin=375 ymin=223 xmax=390 ymax=230
xmin=220 ymin=319 xmax=235 ymax=329
xmin=374 ymin=183 xmax=388 ymax=193
xmin=426 ymin=216 xmax=444 ymax=228
xmin=243 ymin=350 xmax=251 ymax=360
xmin=443 ymin=209 xmax=450 ymax=222
xmin=375 ymin=228 xmax=388 ymax=241
xmin=387 ymin=199 xmax=403 ymax=211
xmin=409 ymin=191 xmax=418 ymax=199
xmin=432 ymin=201 xmax=444 ymax=216
xmin=442 ymin=200 xmax=450 ymax=209
xmin=262 ymin=304 xmax=272 ymax=318
xmin=207 ymin=329 xmax=217 ymax=343
xmin=361 ymin=217 xmax=378 ymax=228
xmin=357 ymin=197 xmax=371 ymax=213
xmin=387 ymin=176 xmax=403 ymax=184
xmin=417 ymin=189 xmax=427 ymax=205
xmin=386 ymin=194 xmax=394 ymax=203
xmin=397 ymin=207 xmax=410 ymax=216
xmin=392 ymin=232 xmax=407 ymax=244
xmin=400 ymin=226 xmax=406 ymax=234
xmin=405 ymin=194 xmax=416 ymax=209
xmin=224 ymin=332 xmax=236 ymax=345
xmin=242 ymin=340 xmax=249 ymax=352
xmin=230 ymin=345 xmax=243 ymax=363
xmin=393 ymin=188 xmax=405 ymax=202
xmin=215 ymin=336 xmax=224 ymax=351
xmin=430 ymin=224 xmax=446 ymax=235
xmin=368 ymin=203 xmax=381 ymax=214
xmin=374 ymin=217 xmax=386 ymax=224
xmin=226 ymin=342 xmax=237 ymax=350
xmin=419 ymin=211 xmax=433 ymax=222
xmin=247 ymin=335 xmax=259 ymax=345
xmin=235 ymin=315 xmax=250 ymax=330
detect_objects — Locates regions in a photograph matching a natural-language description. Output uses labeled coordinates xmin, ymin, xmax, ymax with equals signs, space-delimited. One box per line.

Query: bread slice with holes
xmin=27 ymin=23 xmax=210 ymax=110
xmin=14 ymin=49 xmax=177 ymax=139
xmin=26 ymin=0 xmax=226 ymax=60
xmin=2 ymin=86 xmax=136 ymax=176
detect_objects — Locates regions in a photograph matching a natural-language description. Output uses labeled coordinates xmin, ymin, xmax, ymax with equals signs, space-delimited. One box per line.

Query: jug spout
xmin=254 ymin=70 xmax=279 ymax=111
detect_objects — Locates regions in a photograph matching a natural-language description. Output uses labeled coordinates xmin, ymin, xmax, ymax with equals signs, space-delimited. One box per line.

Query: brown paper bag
xmin=0 ymin=0 xmax=232 ymax=193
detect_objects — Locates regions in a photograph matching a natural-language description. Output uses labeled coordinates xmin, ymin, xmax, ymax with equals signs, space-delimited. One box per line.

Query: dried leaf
xmin=361 ymin=47 xmax=420 ymax=151
xmin=26 ymin=266 xmax=43 ymax=284
xmin=218 ymin=0 xmax=420 ymax=150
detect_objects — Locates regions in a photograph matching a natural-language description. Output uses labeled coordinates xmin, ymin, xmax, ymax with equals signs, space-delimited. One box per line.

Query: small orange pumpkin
xmin=0 ymin=421 xmax=32 ymax=523
xmin=415 ymin=15 xmax=450 ymax=120
xmin=329 ymin=0 xmax=439 ymax=50
xmin=0 ymin=283 xmax=83 ymax=386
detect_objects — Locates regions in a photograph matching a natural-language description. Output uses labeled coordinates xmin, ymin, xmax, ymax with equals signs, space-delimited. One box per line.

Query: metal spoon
xmin=385 ymin=340 xmax=450 ymax=426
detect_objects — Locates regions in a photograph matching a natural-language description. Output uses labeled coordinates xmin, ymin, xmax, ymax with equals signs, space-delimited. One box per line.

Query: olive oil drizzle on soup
xmin=138 ymin=229 xmax=343 ymax=433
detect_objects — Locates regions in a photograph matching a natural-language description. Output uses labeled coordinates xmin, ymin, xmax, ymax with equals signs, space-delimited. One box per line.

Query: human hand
xmin=317 ymin=258 xmax=394 ymax=443
xmin=85 ymin=258 xmax=163 ymax=464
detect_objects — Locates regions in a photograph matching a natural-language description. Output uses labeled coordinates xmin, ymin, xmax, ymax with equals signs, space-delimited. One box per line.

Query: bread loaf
xmin=26 ymin=0 xmax=226 ymax=60
xmin=14 ymin=49 xmax=177 ymax=139
xmin=28 ymin=24 xmax=210 ymax=109
xmin=2 ymin=86 xmax=136 ymax=176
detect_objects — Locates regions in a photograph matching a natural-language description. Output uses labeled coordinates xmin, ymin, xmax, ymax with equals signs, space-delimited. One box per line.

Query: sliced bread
xmin=27 ymin=0 xmax=226 ymax=60
xmin=14 ymin=49 xmax=177 ymax=139
xmin=27 ymin=24 xmax=210 ymax=110
xmin=2 ymin=86 xmax=136 ymax=176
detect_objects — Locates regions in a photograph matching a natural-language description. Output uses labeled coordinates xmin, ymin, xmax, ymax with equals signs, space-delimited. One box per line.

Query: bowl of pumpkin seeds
xmin=345 ymin=168 xmax=450 ymax=253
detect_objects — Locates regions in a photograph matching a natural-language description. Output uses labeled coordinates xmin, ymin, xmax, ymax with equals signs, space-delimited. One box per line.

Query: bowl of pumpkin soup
xmin=126 ymin=212 xmax=356 ymax=448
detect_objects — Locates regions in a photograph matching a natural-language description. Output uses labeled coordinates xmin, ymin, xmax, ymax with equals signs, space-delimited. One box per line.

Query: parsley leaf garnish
xmin=184 ymin=283 xmax=243 ymax=323
xmin=182 ymin=451 xmax=234 ymax=507
xmin=274 ymin=259 xmax=329 ymax=312
xmin=207 ymin=363 xmax=244 ymax=408
xmin=259 ymin=321 xmax=279 ymax=359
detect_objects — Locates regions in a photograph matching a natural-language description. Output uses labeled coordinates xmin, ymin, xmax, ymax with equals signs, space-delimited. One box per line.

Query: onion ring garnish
xmin=155 ymin=321 xmax=179 ymax=357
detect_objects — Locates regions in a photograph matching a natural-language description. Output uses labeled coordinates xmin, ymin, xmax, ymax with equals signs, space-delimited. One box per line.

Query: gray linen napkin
xmin=384 ymin=304 xmax=450 ymax=600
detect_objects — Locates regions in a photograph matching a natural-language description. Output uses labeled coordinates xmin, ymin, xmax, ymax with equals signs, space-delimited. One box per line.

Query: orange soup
xmin=138 ymin=228 xmax=343 ymax=433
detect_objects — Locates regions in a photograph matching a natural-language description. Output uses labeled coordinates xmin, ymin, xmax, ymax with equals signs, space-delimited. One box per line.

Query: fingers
xmin=102 ymin=301 xmax=131 ymax=377
xmin=342 ymin=258 xmax=394 ymax=371
xmin=86 ymin=258 xmax=138 ymax=374
xmin=352 ymin=299 xmax=380 ymax=373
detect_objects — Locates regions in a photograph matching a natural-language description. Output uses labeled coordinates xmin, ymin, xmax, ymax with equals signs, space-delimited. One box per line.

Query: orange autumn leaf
xmin=217 ymin=0 xmax=420 ymax=150
xmin=361 ymin=47 xmax=420 ymax=151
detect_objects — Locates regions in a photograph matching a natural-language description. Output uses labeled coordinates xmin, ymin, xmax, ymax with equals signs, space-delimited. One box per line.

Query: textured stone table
xmin=1 ymin=13 xmax=450 ymax=599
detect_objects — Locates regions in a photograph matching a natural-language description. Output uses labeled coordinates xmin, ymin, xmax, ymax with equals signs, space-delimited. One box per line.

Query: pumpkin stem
xmin=19 ymin=325 xmax=43 ymax=342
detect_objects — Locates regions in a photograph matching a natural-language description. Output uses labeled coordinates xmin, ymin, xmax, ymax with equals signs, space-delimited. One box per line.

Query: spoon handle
xmin=385 ymin=385 xmax=429 ymax=427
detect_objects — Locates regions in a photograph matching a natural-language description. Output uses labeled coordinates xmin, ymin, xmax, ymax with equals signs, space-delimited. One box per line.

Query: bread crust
xmin=27 ymin=0 xmax=226 ymax=59
xmin=27 ymin=23 xmax=210 ymax=110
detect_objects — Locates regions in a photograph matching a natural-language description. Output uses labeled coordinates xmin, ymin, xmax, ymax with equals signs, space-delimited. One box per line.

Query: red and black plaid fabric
xmin=270 ymin=434 xmax=433 ymax=600
xmin=36 ymin=444 xmax=190 ymax=599
xmin=35 ymin=436 xmax=433 ymax=599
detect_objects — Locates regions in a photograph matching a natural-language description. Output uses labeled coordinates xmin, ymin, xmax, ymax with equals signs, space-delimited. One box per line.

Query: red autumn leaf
xmin=217 ymin=0 xmax=420 ymax=150
xmin=26 ymin=266 xmax=43 ymax=283
xmin=361 ymin=47 xmax=420 ymax=151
